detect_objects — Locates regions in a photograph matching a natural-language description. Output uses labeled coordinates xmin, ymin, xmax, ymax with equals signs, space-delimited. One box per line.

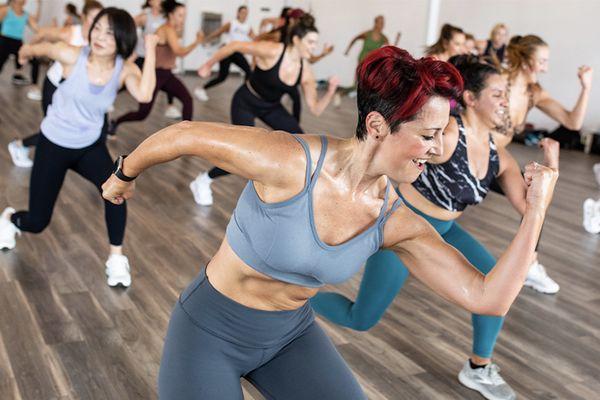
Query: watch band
xmin=114 ymin=155 xmax=137 ymax=182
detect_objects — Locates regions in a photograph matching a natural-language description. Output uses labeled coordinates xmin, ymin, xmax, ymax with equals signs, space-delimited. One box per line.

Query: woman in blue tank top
xmin=101 ymin=47 xmax=557 ymax=399
xmin=0 ymin=0 xmax=41 ymax=85
xmin=311 ymin=55 xmax=560 ymax=400
xmin=0 ymin=8 xmax=157 ymax=288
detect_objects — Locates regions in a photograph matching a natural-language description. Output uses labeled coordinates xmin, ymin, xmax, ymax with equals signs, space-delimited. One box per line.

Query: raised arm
xmin=164 ymin=25 xmax=204 ymax=57
xmin=198 ymin=40 xmax=279 ymax=77
xmin=259 ymin=16 xmax=280 ymax=33
xmin=495 ymin=137 xmax=559 ymax=217
xmin=536 ymin=66 xmax=593 ymax=130
xmin=308 ymin=43 xmax=333 ymax=64
xmin=203 ymin=22 xmax=230 ymax=43
xmin=30 ymin=25 xmax=72 ymax=44
xmin=300 ymin=64 xmax=339 ymax=116
xmin=18 ymin=41 xmax=79 ymax=67
xmin=495 ymin=146 xmax=527 ymax=215
xmin=101 ymin=123 xmax=309 ymax=204
xmin=134 ymin=12 xmax=147 ymax=28
xmin=387 ymin=161 xmax=557 ymax=316
xmin=345 ymin=31 xmax=367 ymax=55
xmin=122 ymin=34 xmax=158 ymax=103
xmin=254 ymin=29 xmax=281 ymax=42
xmin=27 ymin=0 xmax=42 ymax=32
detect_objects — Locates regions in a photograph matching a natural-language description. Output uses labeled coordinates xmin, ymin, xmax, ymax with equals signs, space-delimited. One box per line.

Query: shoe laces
xmin=483 ymin=363 xmax=506 ymax=385
xmin=107 ymin=255 xmax=130 ymax=275
xmin=531 ymin=262 xmax=549 ymax=279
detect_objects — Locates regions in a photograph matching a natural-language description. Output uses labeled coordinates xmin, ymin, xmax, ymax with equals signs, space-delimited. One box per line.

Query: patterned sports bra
xmin=412 ymin=115 xmax=500 ymax=212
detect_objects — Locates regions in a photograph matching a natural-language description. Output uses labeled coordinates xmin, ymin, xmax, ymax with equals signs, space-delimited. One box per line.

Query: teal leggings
xmin=311 ymin=202 xmax=504 ymax=359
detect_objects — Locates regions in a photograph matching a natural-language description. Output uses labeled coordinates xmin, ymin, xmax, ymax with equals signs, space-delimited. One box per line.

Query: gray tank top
xmin=41 ymin=47 xmax=123 ymax=149
xmin=135 ymin=9 xmax=166 ymax=57
xmin=226 ymin=135 xmax=403 ymax=288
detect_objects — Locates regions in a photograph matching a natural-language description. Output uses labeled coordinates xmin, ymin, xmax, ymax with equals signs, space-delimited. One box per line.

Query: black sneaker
xmin=106 ymin=119 xmax=118 ymax=138
xmin=11 ymin=73 xmax=31 ymax=86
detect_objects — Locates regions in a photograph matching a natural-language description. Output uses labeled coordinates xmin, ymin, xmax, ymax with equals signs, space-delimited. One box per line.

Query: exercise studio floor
xmin=1 ymin=73 xmax=599 ymax=400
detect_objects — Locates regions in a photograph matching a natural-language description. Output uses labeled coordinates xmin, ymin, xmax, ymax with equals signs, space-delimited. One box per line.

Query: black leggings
xmin=0 ymin=35 xmax=39 ymax=83
xmin=21 ymin=77 xmax=109 ymax=147
xmin=490 ymin=176 xmax=542 ymax=251
xmin=11 ymin=134 xmax=126 ymax=246
xmin=208 ymin=85 xmax=303 ymax=179
xmin=135 ymin=57 xmax=173 ymax=105
xmin=114 ymin=68 xmax=192 ymax=129
xmin=204 ymin=52 xmax=252 ymax=90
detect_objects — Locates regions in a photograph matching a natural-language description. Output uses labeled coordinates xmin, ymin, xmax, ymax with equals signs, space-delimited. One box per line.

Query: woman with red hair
xmin=312 ymin=54 xmax=561 ymax=400
xmin=101 ymin=46 xmax=557 ymax=399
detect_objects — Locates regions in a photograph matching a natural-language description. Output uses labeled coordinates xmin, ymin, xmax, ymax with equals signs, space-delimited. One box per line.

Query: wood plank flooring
xmin=1 ymin=70 xmax=599 ymax=399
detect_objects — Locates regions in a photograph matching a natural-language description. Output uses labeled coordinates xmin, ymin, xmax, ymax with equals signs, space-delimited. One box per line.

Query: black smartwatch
xmin=114 ymin=155 xmax=137 ymax=182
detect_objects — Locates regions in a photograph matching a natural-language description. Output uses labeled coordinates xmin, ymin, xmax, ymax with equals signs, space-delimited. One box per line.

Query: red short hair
xmin=356 ymin=46 xmax=463 ymax=139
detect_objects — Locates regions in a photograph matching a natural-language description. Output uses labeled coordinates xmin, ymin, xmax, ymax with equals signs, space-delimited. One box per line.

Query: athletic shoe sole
xmin=458 ymin=372 xmax=514 ymax=400
xmin=0 ymin=241 xmax=16 ymax=250
xmin=27 ymin=92 xmax=42 ymax=101
xmin=523 ymin=280 xmax=559 ymax=294
xmin=106 ymin=273 xmax=131 ymax=288
xmin=7 ymin=143 xmax=33 ymax=168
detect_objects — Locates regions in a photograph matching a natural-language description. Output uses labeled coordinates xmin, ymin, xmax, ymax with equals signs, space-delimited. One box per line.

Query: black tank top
xmin=411 ymin=115 xmax=500 ymax=212
xmin=248 ymin=44 xmax=303 ymax=103
xmin=484 ymin=40 xmax=506 ymax=63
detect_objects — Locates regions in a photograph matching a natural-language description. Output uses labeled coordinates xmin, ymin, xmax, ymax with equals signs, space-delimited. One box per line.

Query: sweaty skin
xmin=101 ymin=92 xmax=557 ymax=318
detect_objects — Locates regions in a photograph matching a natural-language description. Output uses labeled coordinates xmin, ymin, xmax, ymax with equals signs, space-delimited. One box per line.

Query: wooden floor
xmin=1 ymin=70 xmax=599 ymax=400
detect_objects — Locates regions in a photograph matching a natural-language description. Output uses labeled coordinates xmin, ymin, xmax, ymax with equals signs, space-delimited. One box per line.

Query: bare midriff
xmin=206 ymin=239 xmax=318 ymax=311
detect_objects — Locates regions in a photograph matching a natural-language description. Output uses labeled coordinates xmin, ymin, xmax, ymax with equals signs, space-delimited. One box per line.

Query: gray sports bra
xmin=226 ymin=135 xmax=403 ymax=288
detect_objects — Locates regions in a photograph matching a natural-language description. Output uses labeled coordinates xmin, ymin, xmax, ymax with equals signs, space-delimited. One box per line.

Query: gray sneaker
xmin=458 ymin=361 xmax=516 ymax=400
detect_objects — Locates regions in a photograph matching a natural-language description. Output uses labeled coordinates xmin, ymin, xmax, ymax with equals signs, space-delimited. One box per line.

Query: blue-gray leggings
xmin=311 ymin=201 xmax=504 ymax=359
xmin=158 ymin=267 xmax=366 ymax=399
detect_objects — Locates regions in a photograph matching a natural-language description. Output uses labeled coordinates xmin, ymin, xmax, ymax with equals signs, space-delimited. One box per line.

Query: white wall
xmin=308 ymin=0 xmax=428 ymax=86
xmin=438 ymin=0 xmax=600 ymax=132
xmin=46 ymin=0 xmax=600 ymax=130
xmin=182 ymin=0 xmax=287 ymax=70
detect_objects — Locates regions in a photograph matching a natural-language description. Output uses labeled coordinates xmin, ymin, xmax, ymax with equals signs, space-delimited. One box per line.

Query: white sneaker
xmin=189 ymin=173 xmax=213 ymax=206
xmin=194 ymin=87 xmax=209 ymax=102
xmin=8 ymin=140 xmax=33 ymax=168
xmin=164 ymin=104 xmax=182 ymax=119
xmin=583 ymin=198 xmax=600 ymax=234
xmin=0 ymin=207 xmax=20 ymax=250
xmin=105 ymin=254 xmax=132 ymax=287
xmin=524 ymin=260 xmax=559 ymax=294
xmin=593 ymin=163 xmax=600 ymax=187
xmin=26 ymin=87 xmax=42 ymax=101
xmin=458 ymin=361 xmax=516 ymax=400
